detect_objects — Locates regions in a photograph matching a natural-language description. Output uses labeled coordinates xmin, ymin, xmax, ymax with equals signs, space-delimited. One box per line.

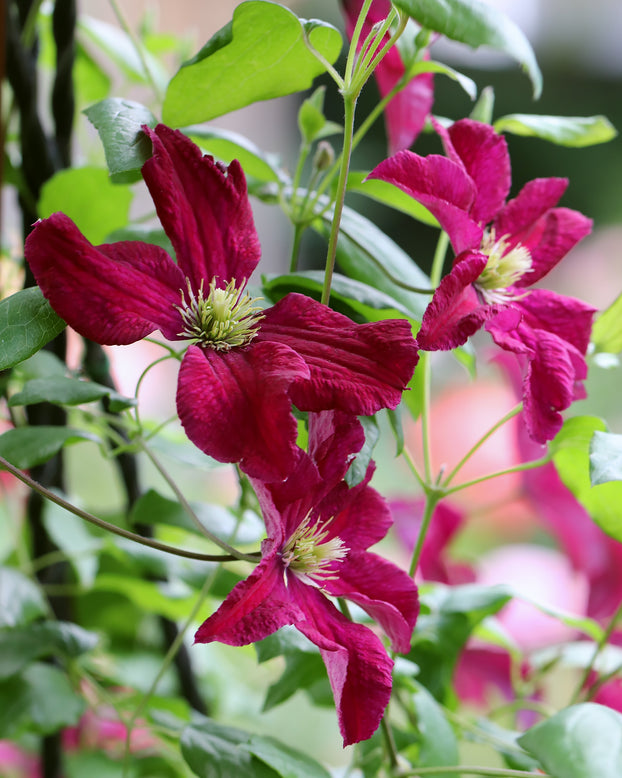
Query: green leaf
xmin=246 ymin=735 xmax=331 ymax=778
xmin=38 ymin=167 xmax=133 ymax=244
xmin=470 ymin=85 xmax=495 ymax=124
xmin=518 ymin=703 xmax=622 ymax=778
xmin=314 ymin=205 xmax=431 ymax=323
xmin=0 ymin=287 xmax=66 ymax=371
xmin=0 ymin=426 xmax=99 ymax=469
xmin=0 ymin=662 xmax=85 ymax=737
xmin=186 ymin=126 xmax=286 ymax=184
xmin=43 ymin=502 xmax=102 ymax=587
xmin=590 ymin=430 xmax=622 ymax=485
xmin=551 ymin=416 xmax=622 ymax=542
xmin=181 ymin=718 xmax=277 ymax=778
xmin=83 ymin=98 xmax=156 ymax=183
xmin=262 ymin=270 xmax=416 ymax=323
xmin=393 ymin=0 xmax=542 ymax=97
xmin=0 ymin=567 xmax=47 ymax=628
xmin=592 ymin=292 xmax=622 ymax=354
xmin=163 ymin=1 xmax=342 ymax=126
xmin=0 ymin=621 xmax=99 ymax=679
xmin=93 ymin=574 xmax=197 ymax=621
xmin=410 ymin=681 xmax=459 ymax=776
xmin=494 ymin=113 xmax=617 ymax=147
xmin=410 ymin=583 xmax=512 ymax=701
xmin=409 ymin=59 xmax=477 ymax=100
xmin=263 ymin=652 xmax=328 ymax=712
xmin=347 ymin=171 xmax=439 ymax=227
xmin=9 ymin=376 xmax=134 ymax=409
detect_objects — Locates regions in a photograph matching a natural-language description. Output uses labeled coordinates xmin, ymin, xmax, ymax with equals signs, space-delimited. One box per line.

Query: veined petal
xmin=307 ymin=411 xmax=365 ymax=488
xmin=495 ymin=177 xmax=568 ymax=238
xmin=291 ymin=579 xmax=394 ymax=747
xmin=258 ymin=293 xmax=418 ymax=415
xmin=416 ymin=252 xmax=490 ymax=351
xmin=323 ymin=477 xmax=392 ymax=552
xmin=176 ymin=341 xmax=310 ymax=481
xmin=443 ymin=119 xmax=511 ymax=225
xmin=368 ymin=151 xmax=482 ymax=254
xmin=324 ymin=550 xmax=418 ymax=654
xmin=142 ymin=125 xmax=261 ymax=288
xmin=25 ymin=213 xmax=184 ymax=344
xmin=514 ymin=289 xmax=595 ymax=355
xmin=194 ymin=546 xmax=301 ymax=646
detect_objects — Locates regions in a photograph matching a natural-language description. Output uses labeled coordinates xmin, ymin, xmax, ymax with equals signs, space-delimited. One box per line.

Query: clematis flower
xmin=369 ymin=118 xmax=595 ymax=442
xmin=340 ymin=0 xmax=434 ymax=153
xmin=195 ymin=411 xmax=419 ymax=746
xmin=25 ymin=124 xmax=418 ymax=481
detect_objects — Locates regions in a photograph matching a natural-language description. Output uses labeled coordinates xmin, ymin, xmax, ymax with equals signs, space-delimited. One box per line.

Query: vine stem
xmin=443 ymin=454 xmax=552 ymax=496
xmin=0 ymin=454 xmax=255 ymax=563
xmin=407 ymin=490 xmax=441 ymax=579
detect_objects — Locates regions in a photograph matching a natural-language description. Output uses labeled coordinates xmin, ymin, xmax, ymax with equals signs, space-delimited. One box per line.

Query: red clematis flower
xmin=340 ymin=0 xmax=434 ymax=153
xmin=369 ymin=118 xmax=595 ymax=442
xmin=195 ymin=411 xmax=419 ymax=746
xmin=25 ymin=124 xmax=418 ymax=481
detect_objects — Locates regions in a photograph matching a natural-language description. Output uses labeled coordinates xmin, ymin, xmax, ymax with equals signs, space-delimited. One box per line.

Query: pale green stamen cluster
xmin=281 ymin=512 xmax=348 ymax=588
xmin=475 ymin=228 xmax=533 ymax=304
xmin=175 ymin=278 xmax=264 ymax=351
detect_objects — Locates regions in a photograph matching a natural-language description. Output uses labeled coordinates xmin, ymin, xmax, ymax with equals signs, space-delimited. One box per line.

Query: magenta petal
xmin=176 ymin=342 xmax=310 ymax=481
xmin=291 ymin=580 xmax=394 ymax=746
xmin=324 ymin=551 xmax=418 ymax=653
xmin=515 ymin=289 xmax=595 ymax=355
xmin=369 ymin=152 xmax=482 ymax=254
xmin=416 ymin=253 xmax=490 ymax=351
xmin=326 ymin=477 xmax=392 ymax=551
xmin=195 ymin=546 xmax=301 ymax=646
xmin=307 ymin=411 xmax=365 ymax=488
xmin=495 ymin=177 xmax=568 ymax=237
xmin=25 ymin=213 xmax=185 ymax=344
xmin=142 ymin=125 xmax=261 ymax=288
xmin=444 ymin=119 xmax=511 ymax=225
xmin=258 ymin=293 xmax=418 ymax=414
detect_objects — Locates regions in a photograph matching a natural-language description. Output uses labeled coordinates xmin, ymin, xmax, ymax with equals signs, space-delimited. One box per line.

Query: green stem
xmin=380 ymin=715 xmax=399 ymax=773
xmin=399 ymin=767 xmax=550 ymax=777
xmin=0 ymin=455 xmax=252 ymax=563
xmin=289 ymin=222 xmax=305 ymax=273
xmin=444 ymin=455 xmax=552 ymax=496
xmin=321 ymin=95 xmax=356 ymax=306
xmin=571 ymin=597 xmax=622 ymax=704
xmin=138 ymin=440 xmax=258 ymax=562
xmin=343 ymin=0 xmax=374 ymax=84
xmin=407 ymin=490 xmax=441 ymax=579
xmin=442 ymin=403 xmax=524 ymax=487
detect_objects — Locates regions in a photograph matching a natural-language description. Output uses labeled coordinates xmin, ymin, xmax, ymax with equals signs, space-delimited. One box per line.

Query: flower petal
xmin=291 ymin=579 xmax=394 ymax=747
xmin=442 ymin=119 xmax=511 ymax=225
xmin=176 ymin=341 xmax=310 ymax=481
xmin=142 ymin=125 xmax=261 ymax=288
xmin=194 ymin=544 xmax=302 ymax=646
xmin=258 ymin=293 xmax=418 ymax=414
xmin=25 ymin=213 xmax=185 ymax=344
xmin=515 ymin=289 xmax=595 ymax=356
xmin=324 ymin=550 xmax=418 ymax=654
xmin=368 ymin=151 xmax=482 ymax=254
xmin=416 ymin=252 xmax=491 ymax=351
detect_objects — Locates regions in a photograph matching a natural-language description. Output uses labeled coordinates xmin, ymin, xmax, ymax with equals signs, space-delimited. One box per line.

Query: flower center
xmin=475 ymin=228 xmax=533 ymax=304
xmin=281 ymin=513 xmax=348 ymax=587
xmin=175 ymin=278 xmax=264 ymax=351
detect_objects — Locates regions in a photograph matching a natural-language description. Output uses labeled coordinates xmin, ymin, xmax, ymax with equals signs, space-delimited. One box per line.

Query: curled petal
xmin=258 ymin=293 xmax=418 ymax=414
xmin=142 ymin=125 xmax=261 ymax=288
xmin=416 ymin=253 xmax=491 ymax=351
xmin=177 ymin=342 xmax=310 ymax=482
xmin=307 ymin=411 xmax=365 ymax=488
xmin=25 ymin=213 xmax=184 ymax=344
xmin=324 ymin=550 xmax=418 ymax=654
xmin=369 ymin=151 xmax=482 ymax=254
xmin=291 ymin=580 xmax=394 ymax=747
xmin=514 ymin=289 xmax=595 ymax=356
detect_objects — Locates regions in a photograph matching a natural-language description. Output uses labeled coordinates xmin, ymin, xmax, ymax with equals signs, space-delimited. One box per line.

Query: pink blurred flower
xmin=0 ymin=742 xmax=40 ymax=778
xmin=63 ymin=709 xmax=157 ymax=758
xmin=340 ymin=0 xmax=434 ymax=153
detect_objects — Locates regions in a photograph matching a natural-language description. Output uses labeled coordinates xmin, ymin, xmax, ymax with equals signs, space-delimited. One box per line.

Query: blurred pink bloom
xmin=340 ymin=0 xmax=434 ymax=152
xmin=63 ymin=708 xmax=157 ymax=758
xmin=0 ymin=742 xmax=40 ymax=778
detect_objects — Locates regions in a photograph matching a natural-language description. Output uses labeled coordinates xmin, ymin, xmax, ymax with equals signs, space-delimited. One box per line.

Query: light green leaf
xmin=347 ymin=171 xmax=439 ymax=227
xmin=9 ymin=376 xmax=134 ymax=410
xmin=0 ymin=567 xmax=47 ymax=628
xmin=0 ymin=621 xmax=99 ymax=679
xmin=551 ymin=416 xmax=622 ymax=542
xmin=409 ymin=59 xmax=477 ymax=100
xmin=246 ymin=734 xmax=331 ymax=778
xmin=38 ymin=167 xmax=133 ymax=244
xmin=185 ymin=126 xmax=286 ymax=184
xmin=411 ymin=681 xmax=459 ymax=776
xmin=163 ymin=1 xmax=342 ymax=126
xmin=0 ymin=426 xmax=99 ymax=469
xmin=592 ymin=292 xmax=622 ymax=354
xmin=494 ymin=113 xmax=617 ymax=147
xmin=93 ymin=574 xmax=197 ymax=621
xmin=0 ymin=662 xmax=85 ymax=737
xmin=83 ymin=98 xmax=156 ymax=183
xmin=518 ymin=703 xmax=622 ymax=778
xmin=0 ymin=287 xmax=65 ymax=371
xmin=393 ymin=0 xmax=542 ymax=97
xmin=590 ymin=430 xmax=622 ymax=485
